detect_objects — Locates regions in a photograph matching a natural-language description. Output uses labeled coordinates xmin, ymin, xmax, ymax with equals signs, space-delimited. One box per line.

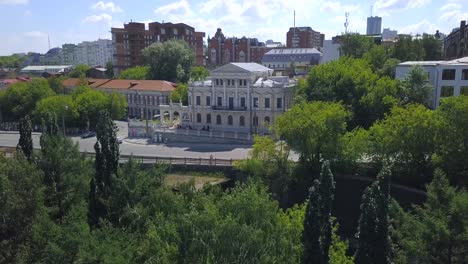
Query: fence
xmin=120 ymin=154 xmax=236 ymax=166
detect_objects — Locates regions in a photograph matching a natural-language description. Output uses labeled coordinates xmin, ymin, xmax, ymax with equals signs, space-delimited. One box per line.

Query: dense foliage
xmin=118 ymin=66 xmax=149 ymax=80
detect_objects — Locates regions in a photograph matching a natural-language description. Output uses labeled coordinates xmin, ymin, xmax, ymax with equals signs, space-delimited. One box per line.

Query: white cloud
xmin=154 ymin=0 xmax=193 ymax=18
xmin=0 ymin=0 xmax=28 ymax=5
xmin=91 ymin=1 xmax=122 ymax=13
xmin=440 ymin=3 xmax=461 ymax=11
xmin=400 ymin=19 xmax=438 ymax=35
xmin=83 ymin=13 xmax=112 ymax=25
xmin=374 ymin=0 xmax=430 ymax=11
xmin=24 ymin=31 xmax=46 ymax=38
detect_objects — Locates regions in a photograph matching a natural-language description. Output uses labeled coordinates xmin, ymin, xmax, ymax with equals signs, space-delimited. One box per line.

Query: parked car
xmin=81 ymin=131 xmax=96 ymax=138
xmin=117 ymin=136 xmax=123 ymax=144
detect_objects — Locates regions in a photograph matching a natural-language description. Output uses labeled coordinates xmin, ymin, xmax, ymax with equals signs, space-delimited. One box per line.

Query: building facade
xmin=207 ymin=28 xmax=271 ymax=67
xmin=395 ymin=57 xmax=468 ymax=108
xmin=444 ymin=20 xmax=468 ymax=60
xmin=181 ymin=63 xmax=295 ymax=134
xmin=366 ymin=16 xmax=382 ymax=35
xmin=322 ymin=39 xmax=341 ymax=63
xmin=382 ymin=28 xmax=398 ymax=40
xmin=111 ymin=22 xmax=205 ymax=75
xmin=286 ymin=27 xmax=324 ymax=49
xmin=61 ymin=39 xmax=113 ymax=66
xmin=261 ymin=48 xmax=322 ymax=75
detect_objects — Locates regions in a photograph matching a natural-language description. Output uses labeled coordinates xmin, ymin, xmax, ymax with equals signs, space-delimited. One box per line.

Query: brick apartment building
xmin=444 ymin=20 xmax=468 ymax=60
xmin=207 ymin=28 xmax=271 ymax=67
xmin=286 ymin=27 xmax=324 ymax=49
xmin=111 ymin=22 xmax=205 ymax=75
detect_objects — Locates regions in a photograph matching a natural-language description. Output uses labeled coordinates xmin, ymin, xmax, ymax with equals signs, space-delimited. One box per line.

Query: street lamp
xmin=136 ymin=91 xmax=149 ymax=138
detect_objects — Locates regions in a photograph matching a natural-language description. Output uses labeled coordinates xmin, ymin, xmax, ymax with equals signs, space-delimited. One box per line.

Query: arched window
xmin=239 ymin=116 xmax=245 ymax=126
xmin=206 ymin=114 xmax=211 ymax=124
xmin=264 ymin=116 xmax=270 ymax=125
xmin=228 ymin=115 xmax=233 ymax=125
xmin=196 ymin=113 xmax=201 ymax=123
xmin=216 ymin=115 xmax=222 ymax=125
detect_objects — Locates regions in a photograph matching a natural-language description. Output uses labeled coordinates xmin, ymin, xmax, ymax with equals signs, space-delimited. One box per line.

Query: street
xmin=0 ymin=132 xmax=252 ymax=160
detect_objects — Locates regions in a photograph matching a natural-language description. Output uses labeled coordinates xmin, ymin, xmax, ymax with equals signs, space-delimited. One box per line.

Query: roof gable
xmin=212 ymin=63 xmax=272 ymax=74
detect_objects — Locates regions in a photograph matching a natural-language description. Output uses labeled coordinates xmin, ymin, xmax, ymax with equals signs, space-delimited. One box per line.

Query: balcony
xmin=212 ymin=106 xmax=247 ymax=111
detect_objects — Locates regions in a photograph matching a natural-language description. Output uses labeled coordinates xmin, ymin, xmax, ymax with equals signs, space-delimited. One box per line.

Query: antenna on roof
xmin=294 ymin=10 xmax=296 ymax=29
xmin=48 ymin=34 xmax=51 ymax=50
xmin=344 ymin=12 xmax=349 ymax=33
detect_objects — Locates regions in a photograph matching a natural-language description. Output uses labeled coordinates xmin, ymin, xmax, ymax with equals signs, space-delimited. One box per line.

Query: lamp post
xmin=136 ymin=91 xmax=149 ymax=138
xmin=62 ymin=105 xmax=68 ymax=136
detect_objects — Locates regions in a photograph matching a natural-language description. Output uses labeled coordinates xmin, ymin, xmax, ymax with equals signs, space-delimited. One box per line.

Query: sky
xmin=1 ymin=0 xmax=467 ymax=55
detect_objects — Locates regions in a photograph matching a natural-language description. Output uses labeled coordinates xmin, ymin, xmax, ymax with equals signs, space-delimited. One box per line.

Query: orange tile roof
xmin=62 ymin=78 xmax=176 ymax=92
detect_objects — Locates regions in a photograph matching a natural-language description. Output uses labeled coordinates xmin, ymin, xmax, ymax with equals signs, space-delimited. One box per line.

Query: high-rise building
xmin=444 ymin=20 xmax=468 ymax=60
xmin=366 ymin=16 xmax=382 ymax=35
xmin=61 ymin=39 xmax=113 ymax=66
xmin=207 ymin=28 xmax=271 ymax=66
xmin=382 ymin=28 xmax=398 ymax=40
xmin=111 ymin=22 xmax=205 ymax=75
xmin=286 ymin=27 xmax=324 ymax=49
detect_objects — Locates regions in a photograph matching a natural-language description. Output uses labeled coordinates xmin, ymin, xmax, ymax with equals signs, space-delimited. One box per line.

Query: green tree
xmin=302 ymin=161 xmax=336 ymax=264
xmin=339 ymin=33 xmax=375 ymax=58
xmin=35 ymin=95 xmax=79 ymax=128
xmin=88 ymin=110 xmax=119 ymax=227
xmin=380 ymin=58 xmax=401 ymax=78
xmin=392 ymin=35 xmax=425 ymax=61
xmin=399 ymin=65 xmax=433 ymax=107
xmin=355 ymin=165 xmax=392 ymax=264
xmin=190 ymin=66 xmax=209 ymax=81
xmin=275 ymin=102 xmax=349 ymax=168
xmin=368 ymin=104 xmax=436 ymax=186
xmin=421 ymin=34 xmax=442 ymax=61
xmin=68 ymin=64 xmax=90 ymax=78
xmin=119 ymin=66 xmax=149 ymax=80
xmin=142 ymin=39 xmax=195 ymax=83
xmin=75 ymin=87 xmax=108 ymax=128
xmin=107 ymin=92 xmax=128 ymax=120
xmin=48 ymin=76 xmax=66 ymax=94
xmin=433 ymin=96 xmax=468 ymax=186
xmin=169 ymin=83 xmax=188 ymax=105
xmin=363 ymin=45 xmax=389 ymax=73
xmin=17 ymin=115 xmax=33 ymax=160
xmin=391 ymin=170 xmax=468 ymax=264
xmin=105 ymin=61 xmax=114 ymax=78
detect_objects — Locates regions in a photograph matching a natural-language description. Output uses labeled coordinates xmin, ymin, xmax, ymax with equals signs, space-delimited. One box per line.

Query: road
xmin=0 ymin=132 xmax=252 ymax=160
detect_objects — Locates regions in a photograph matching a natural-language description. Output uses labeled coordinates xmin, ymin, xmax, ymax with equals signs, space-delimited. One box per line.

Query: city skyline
xmin=1 ymin=0 xmax=468 ymax=55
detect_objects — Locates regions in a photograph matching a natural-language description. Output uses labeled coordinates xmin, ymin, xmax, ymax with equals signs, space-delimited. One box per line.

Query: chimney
xmin=461 ymin=20 xmax=466 ymax=29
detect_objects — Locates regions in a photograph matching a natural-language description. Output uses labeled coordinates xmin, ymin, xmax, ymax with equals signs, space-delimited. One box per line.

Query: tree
xmin=392 ymin=36 xmax=425 ymax=61
xmin=169 ymin=83 xmax=188 ymax=105
xmin=190 ymin=66 xmax=209 ymax=81
xmin=363 ymin=45 xmax=389 ymax=73
xmin=367 ymin=104 xmax=436 ymax=186
xmin=68 ymin=64 xmax=90 ymax=78
xmin=355 ymin=165 xmax=392 ymax=264
xmin=107 ymin=92 xmax=128 ymax=120
xmin=17 ymin=115 xmax=33 ymax=160
xmin=421 ymin=34 xmax=442 ymax=60
xmin=75 ymin=88 xmax=108 ymax=129
xmin=433 ymin=96 xmax=468 ymax=186
xmin=142 ymin=39 xmax=195 ymax=83
xmin=399 ymin=65 xmax=433 ymax=107
xmin=380 ymin=58 xmax=401 ymax=78
xmin=339 ymin=33 xmax=375 ymax=58
xmin=88 ymin=110 xmax=119 ymax=227
xmin=105 ymin=61 xmax=114 ymax=78
xmin=391 ymin=170 xmax=468 ymax=264
xmin=35 ymin=95 xmax=78 ymax=129
xmin=275 ymin=102 xmax=349 ymax=168
xmin=119 ymin=66 xmax=149 ymax=80
xmin=302 ymin=161 xmax=336 ymax=264
xmin=48 ymin=76 xmax=66 ymax=94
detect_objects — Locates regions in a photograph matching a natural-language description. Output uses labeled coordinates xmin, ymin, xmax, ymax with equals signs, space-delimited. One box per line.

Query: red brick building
xmin=207 ymin=28 xmax=271 ymax=67
xmin=286 ymin=27 xmax=324 ymax=49
xmin=111 ymin=22 xmax=205 ymax=75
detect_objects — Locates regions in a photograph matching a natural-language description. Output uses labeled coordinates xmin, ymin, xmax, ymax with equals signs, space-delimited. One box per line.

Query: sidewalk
xmin=124 ymin=137 xmax=153 ymax=145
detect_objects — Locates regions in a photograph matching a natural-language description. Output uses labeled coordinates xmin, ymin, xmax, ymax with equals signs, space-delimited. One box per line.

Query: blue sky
xmin=1 ymin=0 xmax=467 ymax=55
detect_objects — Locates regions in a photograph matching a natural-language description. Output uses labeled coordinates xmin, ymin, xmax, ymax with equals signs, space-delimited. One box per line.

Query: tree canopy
xmin=118 ymin=66 xmax=149 ymax=80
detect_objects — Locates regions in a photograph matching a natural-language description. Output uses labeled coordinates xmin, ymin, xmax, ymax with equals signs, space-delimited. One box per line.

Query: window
xmin=227 ymin=79 xmax=231 ymax=86
xmin=277 ymin=98 xmax=282 ymax=109
xmin=196 ymin=96 xmax=201 ymax=105
xmin=216 ymin=115 xmax=222 ymax=125
xmin=161 ymin=28 xmax=165 ymax=34
xmin=442 ymin=69 xmax=456 ymax=80
xmin=206 ymin=114 xmax=211 ymax=124
xmin=441 ymin=86 xmax=454 ymax=97
xmin=217 ymin=96 xmax=223 ymax=106
xmin=215 ymin=79 xmax=219 ymax=85
xmin=239 ymin=116 xmax=245 ymax=126
xmin=264 ymin=98 xmax=270 ymax=108
xmin=229 ymin=97 xmax=234 ymax=109
xmin=461 ymin=86 xmax=468 ymax=96
xmin=244 ymin=80 xmax=247 ymax=86
xmin=206 ymin=96 xmax=211 ymax=106
xmin=253 ymin=116 xmax=258 ymax=126
xmin=220 ymin=79 xmax=224 ymax=85
xmin=241 ymin=97 xmax=246 ymax=108
xmin=196 ymin=113 xmax=201 ymax=123
xmin=228 ymin=115 xmax=233 ymax=125
xmin=264 ymin=116 xmax=270 ymax=124
xmin=253 ymin=97 xmax=259 ymax=108
xmin=462 ymin=69 xmax=468 ymax=80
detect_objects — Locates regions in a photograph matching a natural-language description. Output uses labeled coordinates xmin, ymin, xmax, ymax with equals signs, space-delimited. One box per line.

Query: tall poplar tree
xmin=17 ymin=115 xmax=33 ymax=161
xmin=302 ymin=161 xmax=336 ymax=264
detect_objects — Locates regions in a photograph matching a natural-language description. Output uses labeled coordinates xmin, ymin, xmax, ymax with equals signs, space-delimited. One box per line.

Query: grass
xmin=165 ymin=172 xmax=228 ymax=190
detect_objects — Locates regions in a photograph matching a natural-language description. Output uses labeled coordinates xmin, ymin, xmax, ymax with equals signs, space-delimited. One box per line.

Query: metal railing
xmin=120 ymin=154 xmax=236 ymax=166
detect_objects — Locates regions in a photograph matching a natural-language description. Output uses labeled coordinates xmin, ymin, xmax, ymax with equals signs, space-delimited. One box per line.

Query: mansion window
xmin=217 ymin=96 xmax=223 ymax=106
xmin=239 ymin=116 xmax=245 ymax=126
xmin=206 ymin=96 xmax=211 ymax=106
xmin=253 ymin=97 xmax=259 ymax=108
xmin=196 ymin=113 xmax=201 ymax=123
xmin=216 ymin=115 xmax=222 ymax=125
xmin=441 ymin=86 xmax=454 ymax=97
xmin=264 ymin=116 xmax=270 ymax=124
xmin=462 ymin=69 xmax=468 ymax=80
xmin=196 ymin=96 xmax=201 ymax=105
xmin=442 ymin=69 xmax=456 ymax=80
xmin=264 ymin=98 xmax=270 ymax=108
xmin=228 ymin=115 xmax=233 ymax=125
xmin=277 ymin=98 xmax=282 ymax=109
xmin=206 ymin=114 xmax=211 ymax=124
xmin=241 ymin=97 xmax=246 ymax=108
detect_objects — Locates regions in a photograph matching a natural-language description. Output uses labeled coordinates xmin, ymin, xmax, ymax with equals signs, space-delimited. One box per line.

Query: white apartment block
xmin=62 ymin=39 xmax=113 ymax=66
xmin=395 ymin=56 xmax=468 ymax=108
xmin=181 ymin=63 xmax=295 ymax=134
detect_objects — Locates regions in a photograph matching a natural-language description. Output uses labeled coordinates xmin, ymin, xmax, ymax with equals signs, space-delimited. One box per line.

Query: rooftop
xmin=63 ymin=78 xmax=177 ymax=92
xmin=265 ymin=48 xmax=322 ymax=55
xmin=21 ymin=65 xmax=74 ymax=72
xmin=230 ymin=63 xmax=272 ymax=72
xmin=398 ymin=56 xmax=468 ymax=66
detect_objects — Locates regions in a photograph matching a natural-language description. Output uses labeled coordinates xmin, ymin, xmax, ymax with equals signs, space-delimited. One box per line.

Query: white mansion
xmin=162 ymin=63 xmax=296 ymax=135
